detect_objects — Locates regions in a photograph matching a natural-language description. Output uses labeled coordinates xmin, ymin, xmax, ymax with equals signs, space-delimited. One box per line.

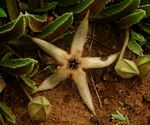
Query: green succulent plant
xmin=0 ymin=75 xmax=16 ymax=124
xmin=0 ymin=103 xmax=16 ymax=124
xmin=95 ymin=0 xmax=150 ymax=54
xmin=0 ymin=53 xmax=44 ymax=123
xmin=0 ymin=53 xmax=39 ymax=91
xmin=0 ymin=11 xmax=73 ymax=42
xmin=112 ymin=109 xmax=131 ymax=125
xmin=95 ymin=0 xmax=150 ymax=78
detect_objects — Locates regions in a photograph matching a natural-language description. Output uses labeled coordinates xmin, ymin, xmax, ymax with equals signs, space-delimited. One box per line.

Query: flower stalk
xmin=115 ymin=29 xmax=140 ymax=79
xmin=119 ymin=29 xmax=130 ymax=60
xmin=19 ymin=81 xmax=33 ymax=101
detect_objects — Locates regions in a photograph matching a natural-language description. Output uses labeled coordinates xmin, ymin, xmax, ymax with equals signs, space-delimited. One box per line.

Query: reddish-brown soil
xmin=1 ymin=21 xmax=150 ymax=125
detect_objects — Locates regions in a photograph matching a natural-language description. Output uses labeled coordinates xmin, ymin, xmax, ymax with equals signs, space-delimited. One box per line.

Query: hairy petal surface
xmin=37 ymin=66 xmax=70 ymax=92
xmin=72 ymin=69 xmax=96 ymax=114
xmin=71 ymin=11 xmax=89 ymax=57
xmin=32 ymin=37 xmax=69 ymax=64
xmin=81 ymin=53 xmax=119 ymax=69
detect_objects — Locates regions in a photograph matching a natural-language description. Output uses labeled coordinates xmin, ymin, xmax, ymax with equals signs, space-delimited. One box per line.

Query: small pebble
xmin=103 ymin=98 xmax=109 ymax=105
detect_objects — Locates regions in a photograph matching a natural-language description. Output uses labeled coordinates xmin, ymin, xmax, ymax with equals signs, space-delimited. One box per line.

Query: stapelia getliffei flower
xmin=31 ymin=11 xmax=119 ymax=114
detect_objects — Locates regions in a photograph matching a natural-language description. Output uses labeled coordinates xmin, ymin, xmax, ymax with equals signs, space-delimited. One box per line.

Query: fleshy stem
xmin=119 ymin=29 xmax=130 ymax=60
xmin=5 ymin=0 xmax=19 ymax=21
xmin=18 ymin=81 xmax=33 ymax=101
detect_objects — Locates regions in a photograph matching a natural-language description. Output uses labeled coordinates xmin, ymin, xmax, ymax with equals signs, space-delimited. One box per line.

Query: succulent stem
xmin=19 ymin=81 xmax=33 ymax=101
xmin=119 ymin=29 xmax=130 ymax=60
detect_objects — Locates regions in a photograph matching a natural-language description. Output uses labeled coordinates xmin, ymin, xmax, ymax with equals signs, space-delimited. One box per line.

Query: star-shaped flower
xmin=31 ymin=12 xmax=118 ymax=115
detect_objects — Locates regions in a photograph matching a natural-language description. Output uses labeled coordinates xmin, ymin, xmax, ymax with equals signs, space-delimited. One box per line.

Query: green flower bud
xmin=136 ymin=55 xmax=150 ymax=78
xmin=115 ymin=59 xmax=139 ymax=79
xmin=28 ymin=96 xmax=51 ymax=121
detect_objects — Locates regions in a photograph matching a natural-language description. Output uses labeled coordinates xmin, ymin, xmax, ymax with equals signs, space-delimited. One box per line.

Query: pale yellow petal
xmin=71 ymin=11 xmax=89 ymax=57
xmin=37 ymin=67 xmax=70 ymax=92
xmin=82 ymin=52 xmax=119 ymax=69
xmin=32 ymin=37 xmax=69 ymax=64
xmin=72 ymin=69 xmax=96 ymax=114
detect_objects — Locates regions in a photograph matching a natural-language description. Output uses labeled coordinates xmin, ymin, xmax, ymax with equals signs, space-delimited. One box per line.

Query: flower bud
xmin=136 ymin=55 xmax=150 ymax=78
xmin=115 ymin=59 xmax=139 ymax=79
xmin=28 ymin=96 xmax=51 ymax=121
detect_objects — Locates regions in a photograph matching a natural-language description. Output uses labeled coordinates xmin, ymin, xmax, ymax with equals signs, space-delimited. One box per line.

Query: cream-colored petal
xmin=72 ymin=69 xmax=96 ymax=114
xmin=37 ymin=67 xmax=70 ymax=92
xmin=32 ymin=37 xmax=69 ymax=64
xmin=71 ymin=11 xmax=89 ymax=57
xmin=82 ymin=52 xmax=119 ymax=69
